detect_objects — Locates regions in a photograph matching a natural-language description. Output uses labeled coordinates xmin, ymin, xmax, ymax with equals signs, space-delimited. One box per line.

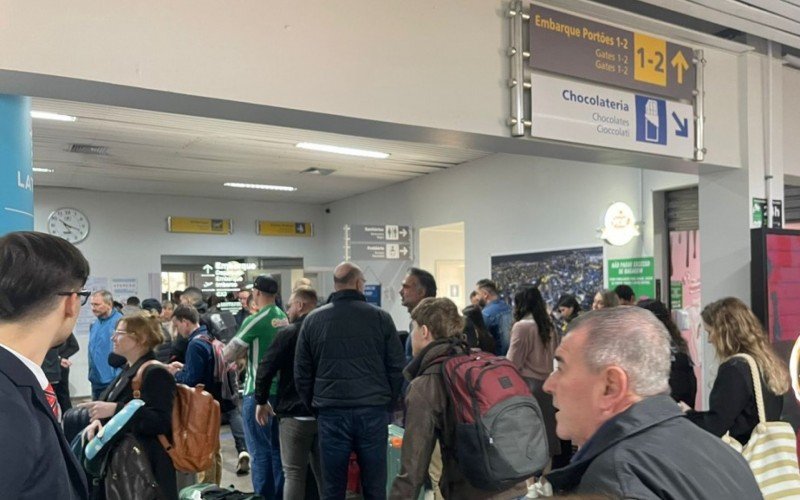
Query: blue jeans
xmin=91 ymin=383 xmax=109 ymax=401
xmin=242 ymin=395 xmax=284 ymax=498
xmin=225 ymin=407 xmax=247 ymax=454
xmin=317 ymin=406 xmax=388 ymax=500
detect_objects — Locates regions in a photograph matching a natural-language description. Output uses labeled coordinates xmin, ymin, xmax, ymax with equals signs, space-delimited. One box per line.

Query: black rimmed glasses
xmin=56 ymin=289 xmax=91 ymax=306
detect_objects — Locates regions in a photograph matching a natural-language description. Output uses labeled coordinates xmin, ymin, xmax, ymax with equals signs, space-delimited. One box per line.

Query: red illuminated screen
xmin=766 ymin=234 xmax=800 ymax=342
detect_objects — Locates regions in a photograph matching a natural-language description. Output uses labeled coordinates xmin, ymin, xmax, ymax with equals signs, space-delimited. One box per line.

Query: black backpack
xmin=201 ymin=309 xmax=238 ymax=343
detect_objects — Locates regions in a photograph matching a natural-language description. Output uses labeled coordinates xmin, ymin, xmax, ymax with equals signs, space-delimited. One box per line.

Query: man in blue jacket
xmin=0 ymin=231 xmax=91 ymax=499
xmin=475 ymin=279 xmax=513 ymax=355
xmin=88 ymin=290 xmax=122 ymax=399
xmin=168 ymin=304 xmax=247 ymax=483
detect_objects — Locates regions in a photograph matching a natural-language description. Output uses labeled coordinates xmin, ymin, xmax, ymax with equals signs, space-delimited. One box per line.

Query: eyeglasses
xmin=56 ymin=289 xmax=91 ymax=306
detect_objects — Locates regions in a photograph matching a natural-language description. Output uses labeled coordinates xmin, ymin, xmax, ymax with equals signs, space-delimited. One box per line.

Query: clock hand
xmin=59 ymin=218 xmax=79 ymax=231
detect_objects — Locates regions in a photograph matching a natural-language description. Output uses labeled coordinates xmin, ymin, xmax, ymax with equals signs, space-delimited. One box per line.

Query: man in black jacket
xmin=43 ymin=333 xmax=80 ymax=412
xmin=295 ymin=262 xmax=405 ymax=500
xmin=255 ymin=286 xmax=321 ymax=499
xmin=543 ymin=307 xmax=761 ymax=498
xmin=0 ymin=231 xmax=90 ymax=499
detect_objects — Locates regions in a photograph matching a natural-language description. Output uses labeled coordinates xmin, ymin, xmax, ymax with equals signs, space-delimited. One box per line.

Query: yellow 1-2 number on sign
xmin=633 ymin=32 xmax=667 ymax=87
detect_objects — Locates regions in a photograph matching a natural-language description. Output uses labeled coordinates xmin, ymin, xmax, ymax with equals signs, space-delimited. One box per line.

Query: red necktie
xmin=44 ymin=383 xmax=61 ymax=421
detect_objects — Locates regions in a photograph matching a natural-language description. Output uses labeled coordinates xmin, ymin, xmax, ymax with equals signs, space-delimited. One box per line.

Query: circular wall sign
xmin=600 ymin=202 xmax=639 ymax=246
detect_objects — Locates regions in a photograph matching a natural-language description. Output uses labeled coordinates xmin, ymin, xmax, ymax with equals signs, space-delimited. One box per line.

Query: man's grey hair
xmin=92 ymin=290 xmax=113 ymax=305
xmin=568 ymin=306 xmax=671 ymax=397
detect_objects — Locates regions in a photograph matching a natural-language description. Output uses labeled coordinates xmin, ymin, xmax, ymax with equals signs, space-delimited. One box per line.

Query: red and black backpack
xmin=438 ymin=342 xmax=549 ymax=491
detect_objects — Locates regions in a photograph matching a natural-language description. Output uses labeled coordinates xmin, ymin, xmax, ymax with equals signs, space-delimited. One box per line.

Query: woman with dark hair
xmin=637 ymin=299 xmax=697 ymax=407
xmin=555 ymin=294 xmax=581 ymax=338
xmin=79 ymin=312 xmax=177 ymax=499
xmin=556 ymin=294 xmax=581 ymax=323
xmin=686 ymin=297 xmax=788 ymax=444
xmin=506 ymin=286 xmax=559 ymax=472
xmin=461 ymin=305 xmax=496 ymax=354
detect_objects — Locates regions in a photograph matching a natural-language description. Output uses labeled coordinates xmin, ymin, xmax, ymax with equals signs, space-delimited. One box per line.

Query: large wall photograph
xmin=491 ymin=246 xmax=603 ymax=312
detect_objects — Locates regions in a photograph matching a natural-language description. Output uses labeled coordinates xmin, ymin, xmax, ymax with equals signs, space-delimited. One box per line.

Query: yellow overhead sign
xmin=167 ymin=217 xmax=232 ymax=235
xmin=257 ymin=220 xmax=313 ymax=237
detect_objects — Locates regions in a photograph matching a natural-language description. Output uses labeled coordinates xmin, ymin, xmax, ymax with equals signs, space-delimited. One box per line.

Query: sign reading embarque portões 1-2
xmin=530 ymin=72 xmax=694 ymax=159
xmin=530 ymin=4 xmax=695 ymax=102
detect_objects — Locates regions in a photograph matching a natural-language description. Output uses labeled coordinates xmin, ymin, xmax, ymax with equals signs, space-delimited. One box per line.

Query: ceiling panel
xmin=30 ymin=98 xmax=490 ymax=204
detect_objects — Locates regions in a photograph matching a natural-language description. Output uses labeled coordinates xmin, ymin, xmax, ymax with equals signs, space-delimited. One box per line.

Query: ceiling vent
xmin=68 ymin=144 xmax=108 ymax=155
xmin=300 ymin=167 xmax=335 ymax=176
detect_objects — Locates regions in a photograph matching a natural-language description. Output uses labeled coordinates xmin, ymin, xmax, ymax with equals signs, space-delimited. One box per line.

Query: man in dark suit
xmin=0 ymin=231 xmax=91 ymax=499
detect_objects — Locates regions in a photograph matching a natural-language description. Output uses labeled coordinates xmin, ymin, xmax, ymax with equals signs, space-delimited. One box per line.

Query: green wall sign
xmin=608 ymin=257 xmax=656 ymax=300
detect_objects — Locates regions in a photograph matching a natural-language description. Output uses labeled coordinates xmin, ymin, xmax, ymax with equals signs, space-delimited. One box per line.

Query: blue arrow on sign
xmin=672 ymin=112 xmax=688 ymax=137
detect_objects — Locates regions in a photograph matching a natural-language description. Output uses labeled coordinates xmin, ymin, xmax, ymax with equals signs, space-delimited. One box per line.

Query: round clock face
xmin=47 ymin=208 xmax=90 ymax=244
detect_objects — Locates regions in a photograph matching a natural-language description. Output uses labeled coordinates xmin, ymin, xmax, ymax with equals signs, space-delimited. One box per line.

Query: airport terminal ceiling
xmin=29 ymin=98 xmax=490 ymax=205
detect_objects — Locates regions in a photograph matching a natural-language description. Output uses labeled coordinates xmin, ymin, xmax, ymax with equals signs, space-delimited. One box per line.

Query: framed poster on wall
xmin=491 ymin=246 xmax=603 ymax=312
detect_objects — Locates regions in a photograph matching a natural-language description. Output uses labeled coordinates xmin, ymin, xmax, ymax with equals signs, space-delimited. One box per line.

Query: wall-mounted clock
xmin=47 ymin=208 xmax=90 ymax=244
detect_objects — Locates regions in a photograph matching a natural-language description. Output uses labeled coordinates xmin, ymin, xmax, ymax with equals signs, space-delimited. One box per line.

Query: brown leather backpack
xmin=133 ymin=360 xmax=221 ymax=473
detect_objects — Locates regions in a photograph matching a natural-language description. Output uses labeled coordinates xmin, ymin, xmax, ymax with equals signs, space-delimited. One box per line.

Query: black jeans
xmin=317 ymin=406 xmax=388 ymax=500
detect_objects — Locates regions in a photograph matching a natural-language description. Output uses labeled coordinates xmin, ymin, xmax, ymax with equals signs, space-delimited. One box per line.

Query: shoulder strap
xmin=731 ymin=353 xmax=766 ymax=424
xmin=131 ymin=360 xmax=165 ymax=398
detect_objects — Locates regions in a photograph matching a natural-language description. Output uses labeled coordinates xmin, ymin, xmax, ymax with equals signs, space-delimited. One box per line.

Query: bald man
xmin=295 ymin=262 xmax=405 ymax=500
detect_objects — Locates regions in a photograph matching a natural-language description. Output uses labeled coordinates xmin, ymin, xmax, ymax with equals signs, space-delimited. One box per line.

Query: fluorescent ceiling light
xmin=30 ymin=111 xmax=77 ymax=122
xmin=33 ymin=167 xmax=54 ymax=173
xmin=224 ymin=182 xmax=297 ymax=192
xmin=296 ymin=142 xmax=389 ymax=159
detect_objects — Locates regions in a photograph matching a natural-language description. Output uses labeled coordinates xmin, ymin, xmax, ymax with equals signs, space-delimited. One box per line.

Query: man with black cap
xmin=224 ymin=275 xmax=289 ymax=499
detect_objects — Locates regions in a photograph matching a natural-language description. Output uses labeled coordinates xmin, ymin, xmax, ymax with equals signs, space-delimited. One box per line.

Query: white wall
xmin=35 ymin=155 xmax=697 ymax=396
xmin=34 ymin=187 xmax=327 ymax=397
xmin=420 ymin=223 xmax=467 ymax=309
xmin=323 ymin=153 xmax=698 ymax=328
xmin=785 ymin=67 xmax=800 ymax=181
xmin=34 ymin=187 xmax=328 ymax=282
xmin=0 ymin=1 xmax=746 ymax=169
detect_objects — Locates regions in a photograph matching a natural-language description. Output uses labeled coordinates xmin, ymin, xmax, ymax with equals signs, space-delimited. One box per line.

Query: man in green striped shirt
xmin=224 ymin=275 xmax=289 ymax=498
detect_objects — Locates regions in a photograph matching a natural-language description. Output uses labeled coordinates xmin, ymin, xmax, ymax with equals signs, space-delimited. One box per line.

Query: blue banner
xmin=364 ymin=284 xmax=382 ymax=307
xmin=0 ymin=95 xmax=33 ymax=236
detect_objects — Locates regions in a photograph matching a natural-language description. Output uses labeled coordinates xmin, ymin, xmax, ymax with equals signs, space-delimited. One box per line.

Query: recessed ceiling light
xmin=300 ymin=167 xmax=336 ymax=176
xmin=33 ymin=167 xmax=54 ymax=173
xmin=224 ymin=182 xmax=298 ymax=192
xmin=30 ymin=111 xmax=77 ymax=122
xmin=296 ymin=142 xmax=389 ymax=159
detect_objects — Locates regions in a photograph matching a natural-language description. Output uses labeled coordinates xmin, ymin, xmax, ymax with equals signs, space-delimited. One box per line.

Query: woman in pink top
xmin=507 ymin=286 xmax=559 ymax=464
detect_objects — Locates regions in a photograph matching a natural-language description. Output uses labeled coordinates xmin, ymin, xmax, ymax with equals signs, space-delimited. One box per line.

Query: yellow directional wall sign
xmin=530 ymin=4 xmax=695 ymax=101
xmin=257 ymin=220 xmax=313 ymax=237
xmin=167 ymin=217 xmax=232 ymax=235
xmin=633 ymin=32 xmax=667 ymax=87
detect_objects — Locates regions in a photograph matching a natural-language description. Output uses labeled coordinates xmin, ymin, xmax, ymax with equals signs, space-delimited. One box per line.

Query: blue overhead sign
xmin=0 ymin=95 xmax=34 ymax=235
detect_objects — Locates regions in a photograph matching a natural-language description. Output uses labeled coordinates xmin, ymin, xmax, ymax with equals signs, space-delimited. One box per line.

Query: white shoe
xmin=236 ymin=451 xmax=250 ymax=476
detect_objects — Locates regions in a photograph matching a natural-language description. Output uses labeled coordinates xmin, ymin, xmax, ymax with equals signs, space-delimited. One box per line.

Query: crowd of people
xmin=0 ymin=230 xmax=796 ymax=499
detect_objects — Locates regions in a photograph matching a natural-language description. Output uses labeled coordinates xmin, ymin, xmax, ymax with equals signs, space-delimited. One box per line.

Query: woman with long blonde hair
xmin=686 ymin=297 xmax=789 ymax=444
